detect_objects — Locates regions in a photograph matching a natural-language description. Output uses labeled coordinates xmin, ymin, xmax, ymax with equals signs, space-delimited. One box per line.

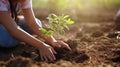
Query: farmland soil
xmin=0 ymin=20 xmax=120 ymax=67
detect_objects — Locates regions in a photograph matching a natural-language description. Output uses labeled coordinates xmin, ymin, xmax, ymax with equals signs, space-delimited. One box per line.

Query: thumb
xmin=59 ymin=41 xmax=72 ymax=51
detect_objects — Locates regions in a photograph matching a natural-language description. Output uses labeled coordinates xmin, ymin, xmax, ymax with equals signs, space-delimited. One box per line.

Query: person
xmin=114 ymin=9 xmax=120 ymax=30
xmin=0 ymin=0 xmax=71 ymax=61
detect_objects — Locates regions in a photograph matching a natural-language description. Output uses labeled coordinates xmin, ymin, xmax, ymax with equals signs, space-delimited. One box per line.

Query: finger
xmin=49 ymin=48 xmax=56 ymax=60
xmin=59 ymin=41 xmax=72 ymax=51
xmin=40 ymin=54 xmax=44 ymax=61
xmin=39 ymin=51 xmax=44 ymax=61
xmin=66 ymin=45 xmax=72 ymax=51
xmin=55 ymin=44 xmax=61 ymax=48
xmin=47 ymin=54 xmax=55 ymax=61
xmin=47 ymin=55 xmax=53 ymax=61
xmin=51 ymin=47 xmax=57 ymax=54
xmin=63 ymin=44 xmax=72 ymax=50
xmin=55 ymin=42 xmax=61 ymax=47
xmin=52 ymin=42 xmax=61 ymax=48
xmin=45 ymin=47 xmax=56 ymax=61
xmin=43 ymin=56 xmax=48 ymax=62
xmin=50 ymin=51 xmax=56 ymax=61
xmin=63 ymin=43 xmax=72 ymax=50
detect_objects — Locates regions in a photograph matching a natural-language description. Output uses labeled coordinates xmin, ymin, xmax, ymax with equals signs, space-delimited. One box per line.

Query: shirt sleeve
xmin=21 ymin=0 xmax=32 ymax=9
xmin=0 ymin=0 xmax=9 ymax=11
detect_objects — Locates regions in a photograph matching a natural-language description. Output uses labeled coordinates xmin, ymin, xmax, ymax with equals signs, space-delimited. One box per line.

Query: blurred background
xmin=32 ymin=0 xmax=120 ymax=22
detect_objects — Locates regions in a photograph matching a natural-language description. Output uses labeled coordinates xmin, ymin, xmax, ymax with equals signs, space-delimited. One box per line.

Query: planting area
xmin=0 ymin=20 xmax=120 ymax=67
xmin=0 ymin=0 xmax=120 ymax=66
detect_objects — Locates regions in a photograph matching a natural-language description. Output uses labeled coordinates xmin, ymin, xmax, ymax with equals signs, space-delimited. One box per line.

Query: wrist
xmin=33 ymin=39 xmax=46 ymax=49
xmin=45 ymin=36 xmax=57 ymax=44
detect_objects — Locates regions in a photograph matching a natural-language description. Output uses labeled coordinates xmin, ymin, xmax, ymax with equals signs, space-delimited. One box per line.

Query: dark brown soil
xmin=0 ymin=21 xmax=120 ymax=67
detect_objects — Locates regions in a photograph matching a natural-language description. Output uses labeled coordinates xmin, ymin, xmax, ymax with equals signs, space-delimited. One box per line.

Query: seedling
xmin=41 ymin=14 xmax=75 ymax=37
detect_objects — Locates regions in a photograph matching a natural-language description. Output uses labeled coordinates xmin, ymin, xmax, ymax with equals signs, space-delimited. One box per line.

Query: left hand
xmin=51 ymin=40 xmax=72 ymax=51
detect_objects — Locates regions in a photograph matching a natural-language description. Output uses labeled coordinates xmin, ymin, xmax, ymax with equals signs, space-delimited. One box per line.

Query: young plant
xmin=41 ymin=14 xmax=75 ymax=37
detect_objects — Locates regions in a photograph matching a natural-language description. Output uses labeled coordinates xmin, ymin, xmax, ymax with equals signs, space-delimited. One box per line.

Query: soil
xmin=0 ymin=21 xmax=120 ymax=67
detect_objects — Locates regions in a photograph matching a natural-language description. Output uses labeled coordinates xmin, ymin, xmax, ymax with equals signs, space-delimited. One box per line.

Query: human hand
xmin=38 ymin=43 xmax=57 ymax=61
xmin=51 ymin=41 xmax=72 ymax=51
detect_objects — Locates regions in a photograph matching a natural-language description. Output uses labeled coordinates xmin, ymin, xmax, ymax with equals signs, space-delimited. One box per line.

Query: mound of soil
xmin=0 ymin=21 xmax=120 ymax=67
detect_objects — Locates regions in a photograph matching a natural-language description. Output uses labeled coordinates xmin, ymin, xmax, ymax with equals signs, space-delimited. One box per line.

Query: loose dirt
xmin=0 ymin=22 xmax=120 ymax=67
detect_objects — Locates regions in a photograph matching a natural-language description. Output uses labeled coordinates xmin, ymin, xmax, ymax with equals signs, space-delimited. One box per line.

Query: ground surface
xmin=0 ymin=20 xmax=120 ymax=67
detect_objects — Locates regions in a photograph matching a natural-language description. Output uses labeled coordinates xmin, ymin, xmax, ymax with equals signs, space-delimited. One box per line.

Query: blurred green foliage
xmin=32 ymin=0 xmax=120 ymax=22
xmin=32 ymin=0 xmax=120 ymax=10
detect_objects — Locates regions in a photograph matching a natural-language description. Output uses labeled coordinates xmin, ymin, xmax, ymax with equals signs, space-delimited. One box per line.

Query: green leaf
xmin=52 ymin=14 xmax=57 ymax=18
xmin=50 ymin=23 xmax=57 ymax=30
xmin=41 ymin=28 xmax=54 ymax=37
xmin=43 ymin=13 xmax=75 ymax=37
xmin=46 ymin=30 xmax=54 ymax=37
xmin=41 ymin=28 xmax=47 ymax=34
xmin=67 ymin=19 xmax=75 ymax=24
xmin=63 ymin=15 xmax=69 ymax=19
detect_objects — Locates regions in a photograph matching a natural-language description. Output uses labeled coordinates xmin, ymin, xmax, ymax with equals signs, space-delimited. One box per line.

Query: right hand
xmin=38 ymin=43 xmax=57 ymax=61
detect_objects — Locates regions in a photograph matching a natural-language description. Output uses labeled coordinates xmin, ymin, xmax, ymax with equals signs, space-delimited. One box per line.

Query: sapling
xmin=41 ymin=14 xmax=75 ymax=38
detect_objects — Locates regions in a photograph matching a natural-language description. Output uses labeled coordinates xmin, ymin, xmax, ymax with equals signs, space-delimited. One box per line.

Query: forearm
xmin=0 ymin=11 xmax=44 ymax=49
xmin=22 ymin=8 xmax=57 ymax=44
xmin=28 ymin=24 xmax=57 ymax=45
xmin=11 ymin=26 xmax=44 ymax=49
xmin=26 ymin=21 xmax=57 ymax=45
xmin=27 ymin=21 xmax=57 ymax=45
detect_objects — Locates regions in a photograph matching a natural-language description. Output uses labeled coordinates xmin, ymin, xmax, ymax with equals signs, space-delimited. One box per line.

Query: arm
xmin=22 ymin=8 xmax=57 ymax=45
xmin=0 ymin=11 xmax=56 ymax=61
xmin=22 ymin=8 xmax=71 ymax=50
